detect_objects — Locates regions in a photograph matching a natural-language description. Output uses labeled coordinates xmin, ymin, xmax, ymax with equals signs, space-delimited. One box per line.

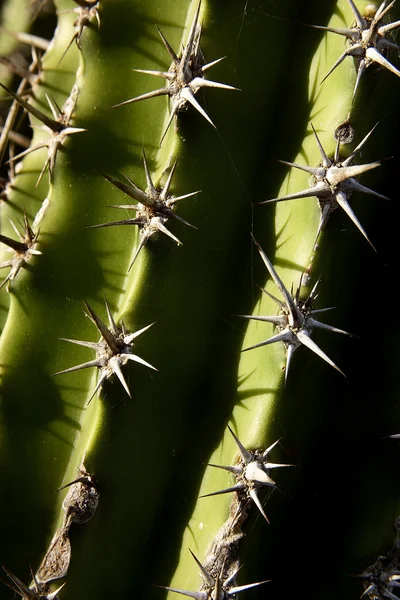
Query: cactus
xmin=1 ymin=0 xmax=400 ymax=599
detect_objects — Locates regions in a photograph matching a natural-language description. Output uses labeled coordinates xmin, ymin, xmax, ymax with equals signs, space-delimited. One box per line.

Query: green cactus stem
xmin=1 ymin=1 xmax=400 ymax=600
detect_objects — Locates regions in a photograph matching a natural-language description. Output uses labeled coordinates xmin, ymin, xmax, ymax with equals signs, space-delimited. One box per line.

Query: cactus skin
xmin=1 ymin=1 xmax=400 ymax=600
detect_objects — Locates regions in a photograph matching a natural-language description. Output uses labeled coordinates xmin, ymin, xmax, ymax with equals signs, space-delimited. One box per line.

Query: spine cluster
xmin=0 ymin=1 xmax=400 ymax=599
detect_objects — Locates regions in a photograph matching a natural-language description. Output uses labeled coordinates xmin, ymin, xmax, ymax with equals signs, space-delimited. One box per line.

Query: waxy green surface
xmin=1 ymin=1 xmax=400 ymax=599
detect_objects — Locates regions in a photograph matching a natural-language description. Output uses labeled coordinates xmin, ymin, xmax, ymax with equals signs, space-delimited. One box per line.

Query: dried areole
xmin=35 ymin=464 xmax=99 ymax=586
xmin=59 ymin=462 xmax=99 ymax=528
xmin=35 ymin=529 xmax=71 ymax=586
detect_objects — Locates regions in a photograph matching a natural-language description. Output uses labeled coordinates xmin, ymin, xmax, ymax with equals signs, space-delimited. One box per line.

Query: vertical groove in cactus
xmin=1 ymin=1 xmax=400 ymax=599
